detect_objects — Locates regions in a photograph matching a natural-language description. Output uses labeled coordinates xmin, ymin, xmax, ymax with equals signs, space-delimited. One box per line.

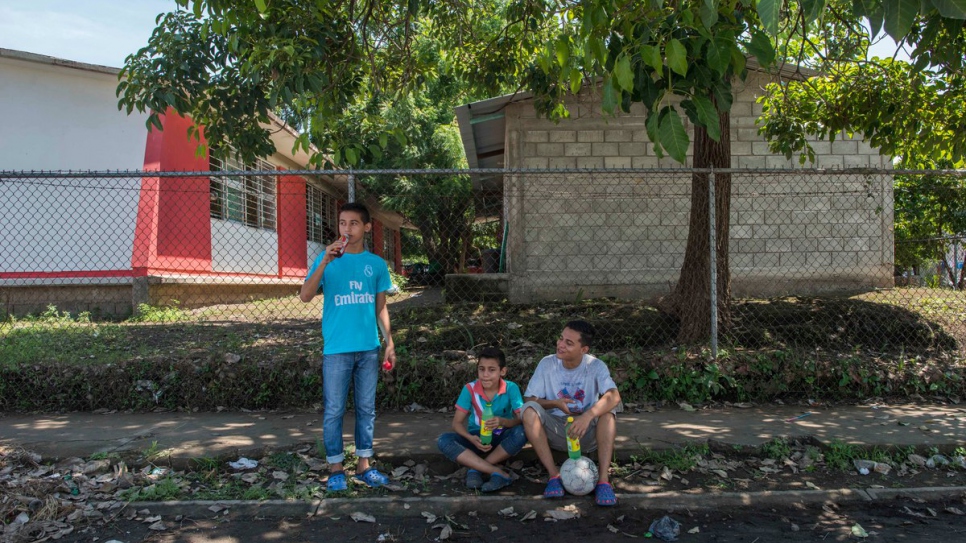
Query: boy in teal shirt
xmin=436 ymin=346 xmax=527 ymax=492
xmin=300 ymin=202 xmax=396 ymax=491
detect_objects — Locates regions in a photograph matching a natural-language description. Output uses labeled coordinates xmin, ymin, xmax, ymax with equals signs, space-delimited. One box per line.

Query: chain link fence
xmin=1 ymin=168 xmax=964 ymax=362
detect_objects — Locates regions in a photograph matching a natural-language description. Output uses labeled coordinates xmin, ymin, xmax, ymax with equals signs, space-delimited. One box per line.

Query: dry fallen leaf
xmin=545 ymin=509 xmax=578 ymax=520
xmin=351 ymin=512 xmax=375 ymax=523
xmin=438 ymin=525 xmax=453 ymax=540
xmin=421 ymin=512 xmax=437 ymax=523
xmin=688 ymin=527 xmax=700 ymax=534
xmin=520 ymin=510 xmax=537 ymax=522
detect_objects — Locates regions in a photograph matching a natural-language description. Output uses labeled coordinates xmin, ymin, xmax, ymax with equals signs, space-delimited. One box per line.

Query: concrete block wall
xmin=503 ymin=71 xmax=894 ymax=302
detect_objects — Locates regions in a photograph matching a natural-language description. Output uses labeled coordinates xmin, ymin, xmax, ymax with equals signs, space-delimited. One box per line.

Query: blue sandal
xmin=326 ymin=471 xmax=347 ymax=492
xmin=594 ymin=482 xmax=617 ymax=506
xmin=481 ymin=472 xmax=512 ymax=492
xmin=353 ymin=467 xmax=390 ymax=488
xmin=543 ymin=475 xmax=565 ymax=498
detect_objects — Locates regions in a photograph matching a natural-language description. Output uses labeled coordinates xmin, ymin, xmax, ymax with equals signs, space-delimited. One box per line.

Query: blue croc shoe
xmin=326 ymin=471 xmax=347 ymax=492
xmin=481 ymin=472 xmax=512 ymax=492
xmin=465 ymin=469 xmax=484 ymax=490
xmin=594 ymin=482 xmax=618 ymax=506
xmin=543 ymin=475 xmax=565 ymax=498
xmin=353 ymin=467 xmax=390 ymax=488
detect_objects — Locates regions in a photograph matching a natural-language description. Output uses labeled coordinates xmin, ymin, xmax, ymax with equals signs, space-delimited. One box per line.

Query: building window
xmin=306 ymin=182 xmax=338 ymax=244
xmin=383 ymin=226 xmax=395 ymax=263
xmin=210 ymin=152 xmax=277 ymax=231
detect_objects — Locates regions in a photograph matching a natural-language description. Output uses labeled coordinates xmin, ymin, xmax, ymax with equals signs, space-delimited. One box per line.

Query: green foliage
xmin=761 ymin=437 xmax=792 ymax=460
xmin=1 ymin=295 xmax=964 ymax=412
xmin=131 ymin=302 xmax=190 ymax=323
xmin=140 ymin=441 xmax=164 ymax=462
xmin=192 ymin=456 xmax=220 ymax=472
xmin=267 ymin=452 xmax=305 ymax=472
xmin=120 ymin=0 xmax=966 ymax=170
xmin=122 ymin=476 xmax=183 ymax=501
xmin=633 ymin=443 xmax=710 ymax=472
xmin=894 ymin=172 xmax=966 ymax=285
xmin=759 ymin=60 xmax=966 ymax=167
xmin=824 ymin=440 xmax=860 ymax=471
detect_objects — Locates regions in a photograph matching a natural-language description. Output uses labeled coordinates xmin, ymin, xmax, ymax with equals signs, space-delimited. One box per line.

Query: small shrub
xmin=634 ymin=443 xmax=709 ymax=472
xmin=824 ymin=440 xmax=860 ymax=471
xmin=761 ymin=437 xmax=792 ymax=460
xmin=131 ymin=302 xmax=189 ymax=323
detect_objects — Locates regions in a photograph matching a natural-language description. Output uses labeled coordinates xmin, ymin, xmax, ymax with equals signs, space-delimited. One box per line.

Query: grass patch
xmin=824 ymin=440 xmax=861 ymax=471
xmin=760 ymin=437 xmax=792 ymax=460
xmin=0 ymin=291 xmax=964 ymax=412
xmin=634 ymin=443 xmax=710 ymax=472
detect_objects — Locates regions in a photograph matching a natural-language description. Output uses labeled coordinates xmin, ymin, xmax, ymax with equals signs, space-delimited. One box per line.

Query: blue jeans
xmin=437 ymin=425 xmax=527 ymax=463
xmin=322 ymin=348 xmax=379 ymax=464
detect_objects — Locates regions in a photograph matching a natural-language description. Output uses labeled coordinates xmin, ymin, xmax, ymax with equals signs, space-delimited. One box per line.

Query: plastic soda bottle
xmin=480 ymin=402 xmax=494 ymax=445
xmin=566 ymin=416 xmax=581 ymax=459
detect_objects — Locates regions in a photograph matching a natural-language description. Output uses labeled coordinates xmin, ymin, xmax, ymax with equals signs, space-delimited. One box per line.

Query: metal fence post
xmin=347 ymin=172 xmax=356 ymax=203
xmin=708 ymin=169 xmax=718 ymax=359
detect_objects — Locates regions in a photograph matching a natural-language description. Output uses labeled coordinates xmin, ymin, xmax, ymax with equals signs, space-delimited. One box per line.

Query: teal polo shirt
xmin=454 ymin=378 xmax=524 ymax=435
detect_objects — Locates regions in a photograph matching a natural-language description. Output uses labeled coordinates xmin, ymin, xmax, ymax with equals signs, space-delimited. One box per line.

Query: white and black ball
xmin=560 ymin=456 xmax=598 ymax=496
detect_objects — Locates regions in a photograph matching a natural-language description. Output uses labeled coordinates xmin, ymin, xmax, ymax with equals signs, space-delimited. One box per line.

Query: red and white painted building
xmin=0 ymin=48 xmax=403 ymax=317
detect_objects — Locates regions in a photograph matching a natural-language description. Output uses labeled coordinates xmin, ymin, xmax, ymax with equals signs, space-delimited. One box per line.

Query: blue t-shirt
xmin=307 ymin=249 xmax=392 ymax=355
xmin=455 ymin=379 xmax=524 ymax=435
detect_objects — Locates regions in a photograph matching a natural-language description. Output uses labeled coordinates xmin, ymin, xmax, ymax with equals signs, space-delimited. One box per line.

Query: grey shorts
xmin=521 ymin=401 xmax=612 ymax=453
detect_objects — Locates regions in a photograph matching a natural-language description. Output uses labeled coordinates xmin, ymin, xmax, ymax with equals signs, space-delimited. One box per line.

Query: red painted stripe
xmin=277 ymin=169 xmax=309 ymax=277
xmin=1 ymin=270 xmax=298 ymax=280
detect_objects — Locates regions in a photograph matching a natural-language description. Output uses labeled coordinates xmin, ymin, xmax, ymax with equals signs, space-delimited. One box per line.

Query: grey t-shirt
xmin=524 ymin=353 xmax=618 ymax=417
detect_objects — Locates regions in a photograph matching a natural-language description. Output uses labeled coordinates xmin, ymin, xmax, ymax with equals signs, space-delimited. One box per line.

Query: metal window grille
xmin=306 ymin=182 xmax=338 ymax=243
xmin=209 ymin=153 xmax=277 ymax=231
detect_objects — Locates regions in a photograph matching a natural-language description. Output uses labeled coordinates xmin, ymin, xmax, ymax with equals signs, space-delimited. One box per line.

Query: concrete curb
xmin=125 ymin=486 xmax=966 ymax=519
xmin=864 ymin=486 xmax=966 ymax=501
xmin=124 ymin=500 xmax=319 ymax=518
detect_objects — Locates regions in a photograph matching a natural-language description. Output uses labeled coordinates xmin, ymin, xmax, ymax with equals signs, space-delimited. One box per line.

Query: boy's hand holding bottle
xmin=472 ymin=434 xmax=493 ymax=452
xmin=323 ymin=235 xmax=348 ymax=263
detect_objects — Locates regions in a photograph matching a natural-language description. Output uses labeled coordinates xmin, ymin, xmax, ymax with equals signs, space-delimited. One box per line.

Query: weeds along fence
xmin=1 ymin=168 xmax=965 ymax=406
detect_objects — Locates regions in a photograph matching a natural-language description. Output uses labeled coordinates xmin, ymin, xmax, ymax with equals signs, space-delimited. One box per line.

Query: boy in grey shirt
xmin=521 ymin=320 xmax=621 ymax=506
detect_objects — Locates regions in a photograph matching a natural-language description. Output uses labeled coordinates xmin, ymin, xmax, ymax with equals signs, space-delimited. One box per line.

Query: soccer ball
xmin=560 ymin=456 xmax=598 ymax=496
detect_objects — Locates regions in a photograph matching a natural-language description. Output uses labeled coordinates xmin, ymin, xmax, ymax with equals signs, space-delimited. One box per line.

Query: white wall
xmin=0 ymin=54 xmax=147 ymax=273
xmin=0 ymin=55 xmax=149 ymax=171
xmin=211 ymin=219 xmax=279 ymax=275
xmin=0 ymin=176 xmax=141 ymax=272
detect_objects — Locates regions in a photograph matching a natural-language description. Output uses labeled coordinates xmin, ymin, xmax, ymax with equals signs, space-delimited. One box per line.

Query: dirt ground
xmin=13 ymin=444 xmax=965 ymax=543
xmin=57 ymin=494 xmax=966 ymax=543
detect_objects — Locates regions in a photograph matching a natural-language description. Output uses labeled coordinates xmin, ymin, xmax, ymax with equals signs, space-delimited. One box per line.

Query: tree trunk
xmin=663 ymin=102 xmax=733 ymax=343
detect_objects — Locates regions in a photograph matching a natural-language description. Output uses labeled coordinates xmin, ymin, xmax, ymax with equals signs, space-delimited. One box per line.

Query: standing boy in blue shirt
xmin=300 ymin=202 xmax=397 ymax=491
